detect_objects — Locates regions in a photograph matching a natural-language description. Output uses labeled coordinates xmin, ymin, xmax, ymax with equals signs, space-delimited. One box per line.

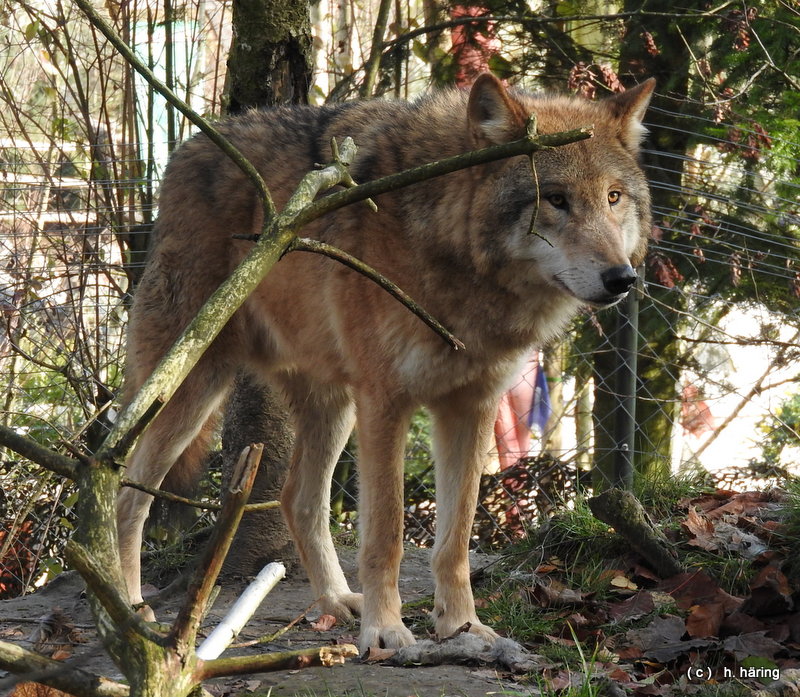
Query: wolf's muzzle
xmin=601 ymin=264 xmax=638 ymax=297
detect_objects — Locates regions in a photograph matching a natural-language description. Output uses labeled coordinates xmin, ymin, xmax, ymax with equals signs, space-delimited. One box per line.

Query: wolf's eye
xmin=546 ymin=193 xmax=567 ymax=210
xmin=608 ymin=191 xmax=622 ymax=205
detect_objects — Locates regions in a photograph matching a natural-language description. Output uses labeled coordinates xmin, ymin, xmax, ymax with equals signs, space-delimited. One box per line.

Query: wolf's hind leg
xmin=278 ymin=375 xmax=362 ymax=620
xmin=429 ymin=393 xmax=500 ymax=643
xmin=117 ymin=363 xmax=234 ymax=612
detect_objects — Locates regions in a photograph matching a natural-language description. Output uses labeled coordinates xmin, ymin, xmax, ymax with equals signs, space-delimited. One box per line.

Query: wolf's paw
xmin=359 ymin=621 xmax=416 ymax=652
xmin=319 ymin=591 xmax=363 ymax=622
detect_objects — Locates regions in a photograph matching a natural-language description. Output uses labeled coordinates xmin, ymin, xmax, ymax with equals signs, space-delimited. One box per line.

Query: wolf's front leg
xmin=279 ymin=377 xmax=363 ymax=621
xmin=429 ymin=394 xmax=500 ymax=642
xmin=355 ymin=393 xmax=416 ymax=651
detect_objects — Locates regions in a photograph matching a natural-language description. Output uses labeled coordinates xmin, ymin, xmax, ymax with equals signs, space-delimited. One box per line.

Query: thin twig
xmin=525 ymin=114 xmax=546 ymax=243
xmin=289 ymin=238 xmax=466 ymax=351
xmin=230 ymin=600 xmax=318 ymax=648
xmin=120 ymin=477 xmax=280 ymax=513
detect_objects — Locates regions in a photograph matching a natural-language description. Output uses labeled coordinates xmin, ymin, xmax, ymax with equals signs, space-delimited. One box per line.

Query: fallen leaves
xmin=722 ymin=631 xmax=783 ymax=661
xmin=524 ymin=578 xmax=592 ymax=607
xmin=309 ymin=614 xmax=338 ymax=632
xmin=626 ymin=615 xmax=714 ymax=663
xmin=9 ymin=608 xmax=85 ymax=697
xmin=742 ymin=565 xmax=795 ymax=616
xmin=608 ymin=591 xmax=656 ymax=622
xmin=607 ymin=489 xmax=800 ymax=690
xmin=465 ymin=488 xmax=800 ymax=695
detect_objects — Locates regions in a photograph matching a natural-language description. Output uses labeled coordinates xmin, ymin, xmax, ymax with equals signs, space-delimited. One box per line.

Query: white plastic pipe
xmin=196 ymin=561 xmax=287 ymax=660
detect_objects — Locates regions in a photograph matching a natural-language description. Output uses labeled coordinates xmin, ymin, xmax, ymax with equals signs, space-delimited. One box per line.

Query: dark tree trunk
xmin=225 ymin=0 xmax=312 ymax=113
xmin=221 ymin=0 xmax=313 ymax=576
xmin=221 ymin=375 xmax=296 ymax=574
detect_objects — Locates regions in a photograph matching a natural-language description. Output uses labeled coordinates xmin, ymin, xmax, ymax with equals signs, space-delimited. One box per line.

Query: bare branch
xmin=0 ymin=638 xmax=130 ymax=697
xmin=96 ymin=139 xmax=360 ymax=459
xmin=361 ymin=0 xmax=393 ymax=97
xmin=290 ymin=126 xmax=594 ymax=231
xmin=196 ymin=644 xmax=359 ymax=680
xmin=72 ymin=0 xmax=276 ymax=220
xmin=289 ymin=237 xmax=466 ymax=350
xmin=690 ymin=329 xmax=800 ymax=462
xmin=121 ymin=477 xmax=280 ymax=513
xmin=0 ymin=424 xmax=80 ymax=479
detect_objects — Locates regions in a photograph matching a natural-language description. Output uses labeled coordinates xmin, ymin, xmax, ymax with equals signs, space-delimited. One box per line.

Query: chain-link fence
xmin=2 ymin=0 xmax=799 ymax=598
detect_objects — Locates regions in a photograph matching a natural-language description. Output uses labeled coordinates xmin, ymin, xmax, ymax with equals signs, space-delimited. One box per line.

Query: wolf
xmin=117 ymin=73 xmax=654 ymax=651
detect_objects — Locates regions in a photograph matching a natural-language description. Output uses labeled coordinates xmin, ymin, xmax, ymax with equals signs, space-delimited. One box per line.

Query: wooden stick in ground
xmin=171 ymin=444 xmax=263 ymax=651
xmin=588 ymin=488 xmax=684 ymax=578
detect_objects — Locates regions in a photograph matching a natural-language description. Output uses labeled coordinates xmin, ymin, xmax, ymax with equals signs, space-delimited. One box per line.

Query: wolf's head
xmin=467 ymin=74 xmax=654 ymax=308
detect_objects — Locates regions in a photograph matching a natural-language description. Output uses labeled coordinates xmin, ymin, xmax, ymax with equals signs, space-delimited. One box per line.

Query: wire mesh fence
xmin=1 ymin=0 xmax=799 ymax=599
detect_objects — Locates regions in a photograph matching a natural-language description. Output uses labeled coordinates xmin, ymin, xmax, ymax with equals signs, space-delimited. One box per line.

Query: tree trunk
xmin=221 ymin=375 xmax=296 ymax=575
xmin=221 ymin=0 xmax=313 ymax=576
xmin=225 ymin=0 xmax=312 ymax=113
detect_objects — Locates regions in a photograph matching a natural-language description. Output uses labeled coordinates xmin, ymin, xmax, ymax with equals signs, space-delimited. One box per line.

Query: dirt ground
xmin=0 ymin=548 xmax=528 ymax=697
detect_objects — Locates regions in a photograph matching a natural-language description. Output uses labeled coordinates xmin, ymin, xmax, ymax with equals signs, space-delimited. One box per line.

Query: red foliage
xmin=713 ymin=88 xmax=734 ymax=123
xmin=567 ymin=62 xmax=625 ymax=99
xmin=681 ymin=384 xmax=715 ymax=437
xmin=449 ymin=6 xmax=499 ymax=87
xmin=641 ymin=31 xmax=660 ymax=57
xmin=648 ymin=252 xmax=684 ymax=289
xmin=730 ymin=251 xmax=742 ymax=286
xmin=719 ymin=122 xmax=773 ymax=162
xmin=724 ymin=7 xmax=758 ymax=52
xmin=790 ymin=270 xmax=800 ymax=299
xmin=0 ymin=520 xmax=37 ymax=597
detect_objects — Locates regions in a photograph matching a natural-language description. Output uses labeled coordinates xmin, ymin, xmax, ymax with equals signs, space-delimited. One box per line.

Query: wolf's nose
xmin=601 ymin=265 xmax=638 ymax=296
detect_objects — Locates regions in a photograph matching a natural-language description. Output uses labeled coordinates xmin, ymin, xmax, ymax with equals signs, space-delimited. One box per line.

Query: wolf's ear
xmin=604 ymin=78 xmax=656 ymax=152
xmin=467 ymin=73 xmax=527 ymax=146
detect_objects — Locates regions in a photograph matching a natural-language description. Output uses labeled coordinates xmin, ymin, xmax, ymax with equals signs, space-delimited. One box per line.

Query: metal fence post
xmin=612 ymin=275 xmax=641 ymax=489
